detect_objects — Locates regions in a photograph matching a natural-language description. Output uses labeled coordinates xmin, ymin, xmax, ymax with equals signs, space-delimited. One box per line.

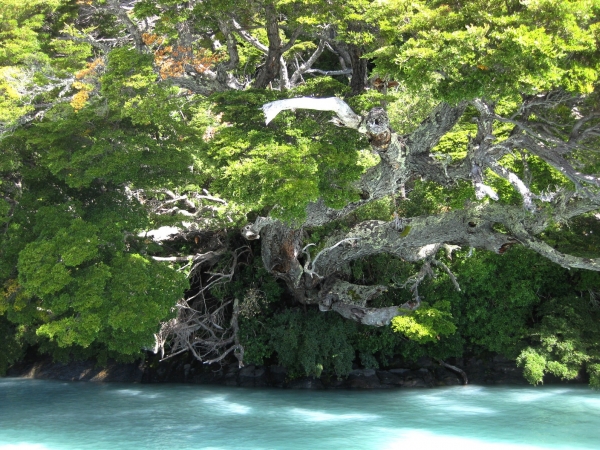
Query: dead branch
xmin=262 ymin=97 xmax=362 ymax=129
xmin=153 ymin=247 xmax=249 ymax=365
xmin=436 ymin=358 xmax=469 ymax=385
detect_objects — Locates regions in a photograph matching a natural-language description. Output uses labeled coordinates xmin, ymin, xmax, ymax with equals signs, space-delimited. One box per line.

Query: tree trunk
xmin=253 ymin=3 xmax=282 ymax=89
xmin=349 ymin=44 xmax=367 ymax=96
xmin=251 ymin=96 xmax=600 ymax=324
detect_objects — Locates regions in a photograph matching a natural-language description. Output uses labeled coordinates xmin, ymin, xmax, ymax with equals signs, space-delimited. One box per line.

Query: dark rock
xmin=156 ymin=366 xmax=167 ymax=379
xmin=288 ymin=377 xmax=324 ymax=389
xmin=440 ymin=376 xmax=461 ymax=386
xmin=434 ymin=367 xmax=451 ymax=379
xmin=434 ymin=367 xmax=461 ymax=386
xmin=417 ymin=368 xmax=434 ymax=384
xmin=238 ymin=365 xmax=267 ymax=387
xmin=223 ymin=373 xmax=239 ymax=386
xmin=402 ymin=377 xmax=428 ymax=388
xmin=7 ymin=349 xmax=588 ymax=389
xmin=239 ymin=364 xmax=263 ymax=377
xmin=350 ymin=369 xmax=377 ymax=377
xmin=347 ymin=369 xmax=381 ymax=389
xmin=389 ymin=368 xmax=410 ymax=375
xmin=6 ymin=357 xmax=144 ymax=383
xmin=396 ymin=369 xmax=434 ymax=388
xmin=463 ymin=355 xmax=528 ymax=385
xmin=376 ymin=370 xmax=402 ymax=385
xmin=267 ymin=365 xmax=287 ymax=387
xmin=225 ymin=362 xmax=240 ymax=374
xmin=322 ymin=376 xmax=347 ymax=389
xmin=416 ymin=356 xmax=434 ymax=368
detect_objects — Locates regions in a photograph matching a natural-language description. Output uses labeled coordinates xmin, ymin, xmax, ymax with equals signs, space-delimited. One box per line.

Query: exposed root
xmin=153 ymin=247 xmax=248 ymax=366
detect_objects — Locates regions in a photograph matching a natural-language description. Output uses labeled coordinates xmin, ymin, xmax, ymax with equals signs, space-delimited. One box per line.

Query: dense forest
xmin=1 ymin=0 xmax=600 ymax=386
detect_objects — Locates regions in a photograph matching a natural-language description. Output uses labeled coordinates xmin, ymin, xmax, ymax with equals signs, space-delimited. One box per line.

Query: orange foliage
xmin=75 ymin=58 xmax=104 ymax=80
xmin=71 ymin=58 xmax=104 ymax=111
xmin=71 ymin=89 xmax=90 ymax=111
xmin=142 ymin=33 xmax=220 ymax=80
xmin=155 ymin=46 xmax=220 ymax=79
xmin=142 ymin=33 xmax=164 ymax=46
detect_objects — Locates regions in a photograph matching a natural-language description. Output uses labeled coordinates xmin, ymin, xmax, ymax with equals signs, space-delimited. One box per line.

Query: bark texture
xmin=251 ymin=95 xmax=600 ymax=325
xmin=253 ymin=3 xmax=282 ymax=89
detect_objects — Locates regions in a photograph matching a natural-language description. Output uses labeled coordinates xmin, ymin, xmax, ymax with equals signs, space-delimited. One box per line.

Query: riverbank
xmin=5 ymin=352 xmax=588 ymax=388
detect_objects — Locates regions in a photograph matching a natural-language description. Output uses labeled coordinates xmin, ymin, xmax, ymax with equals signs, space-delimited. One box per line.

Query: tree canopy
xmin=1 ymin=0 xmax=600 ymax=386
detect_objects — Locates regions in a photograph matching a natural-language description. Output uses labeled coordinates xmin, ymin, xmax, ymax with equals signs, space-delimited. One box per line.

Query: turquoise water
xmin=0 ymin=379 xmax=599 ymax=450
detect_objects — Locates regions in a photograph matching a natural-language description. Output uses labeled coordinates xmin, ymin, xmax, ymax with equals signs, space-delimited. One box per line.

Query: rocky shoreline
xmin=5 ymin=353 xmax=587 ymax=388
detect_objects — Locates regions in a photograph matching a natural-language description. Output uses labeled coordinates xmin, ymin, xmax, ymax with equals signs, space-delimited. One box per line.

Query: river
xmin=0 ymin=379 xmax=598 ymax=449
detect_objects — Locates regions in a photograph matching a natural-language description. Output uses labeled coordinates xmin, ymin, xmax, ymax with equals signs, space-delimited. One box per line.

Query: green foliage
xmin=541 ymin=213 xmax=600 ymax=258
xmin=354 ymin=326 xmax=402 ymax=369
xmin=397 ymin=179 xmax=474 ymax=218
xmin=351 ymin=254 xmax=413 ymax=294
xmin=351 ymin=198 xmax=394 ymax=222
xmin=0 ymin=316 xmax=25 ymax=376
xmin=0 ymin=0 xmax=86 ymax=131
xmin=218 ymin=256 xmax=284 ymax=365
xmin=392 ymin=301 xmax=457 ymax=343
xmin=268 ymin=309 xmax=357 ymax=378
xmin=517 ymin=294 xmax=600 ymax=385
xmin=372 ymin=0 xmax=600 ymax=103
xmin=0 ymin=59 xmax=193 ymax=364
xmin=21 ymin=48 xmax=199 ymax=192
xmin=517 ymin=348 xmax=548 ymax=385
xmin=204 ymin=82 xmax=368 ymax=222
xmin=444 ymin=247 xmax=558 ymax=356
xmin=12 ymin=210 xmax=187 ymax=355
xmin=0 ymin=0 xmax=63 ymax=65
xmin=588 ymin=364 xmax=600 ymax=389
xmin=0 ymin=0 xmax=599 ymax=387
xmin=385 ymin=82 xmax=438 ymax=134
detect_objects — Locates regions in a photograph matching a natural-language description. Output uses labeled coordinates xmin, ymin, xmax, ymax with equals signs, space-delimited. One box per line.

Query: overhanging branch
xmin=262 ymin=96 xmax=362 ymax=129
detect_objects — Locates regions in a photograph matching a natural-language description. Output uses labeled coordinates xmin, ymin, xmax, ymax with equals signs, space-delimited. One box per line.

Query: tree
xmin=1 ymin=0 xmax=600 ymax=384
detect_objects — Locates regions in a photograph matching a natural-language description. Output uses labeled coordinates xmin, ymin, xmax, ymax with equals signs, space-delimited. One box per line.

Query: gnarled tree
xmin=1 ymin=0 xmax=600 ymax=383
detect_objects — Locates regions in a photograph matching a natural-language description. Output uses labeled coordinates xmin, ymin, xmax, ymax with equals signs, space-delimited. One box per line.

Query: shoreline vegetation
xmin=2 ymin=1 xmax=600 ymax=389
xmin=5 ymin=351 xmax=588 ymax=389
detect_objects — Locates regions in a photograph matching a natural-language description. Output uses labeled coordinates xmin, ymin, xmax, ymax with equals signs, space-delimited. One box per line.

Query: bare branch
xmin=262 ymin=97 xmax=362 ymax=128
xmin=331 ymin=303 xmax=407 ymax=326
xmin=106 ymin=0 xmax=145 ymax=51
xmin=151 ymin=250 xmax=224 ymax=264
xmin=406 ymin=102 xmax=468 ymax=155
xmin=304 ymin=68 xmax=353 ymax=76
xmin=432 ymin=259 xmax=461 ymax=292
xmin=436 ymin=358 xmax=468 ymax=385
xmin=231 ymin=18 xmax=269 ymax=54
xmin=154 ymin=249 xmax=248 ymax=366
xmin=197 ymin=194 xmax=227 ymax=204
xmin=489 ymin=163 xmax=537 ymax=211
xmin=309 ymin=238 xmax=359 ymax=274
xmin=281 ymin=26 xmax=304 ymax=53
xmin=512 ymin=226 xmax=600 ymax=271
xmin=289 ymin=40 xmax=326 ymax=85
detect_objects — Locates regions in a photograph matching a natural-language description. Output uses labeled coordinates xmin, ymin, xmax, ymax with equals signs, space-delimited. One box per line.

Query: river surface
xmin=0 ymin=379 xmax=599 ymax=450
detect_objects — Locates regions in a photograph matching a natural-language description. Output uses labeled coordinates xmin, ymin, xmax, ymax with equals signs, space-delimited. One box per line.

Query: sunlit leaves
xmin=372 ymin=0 xmax=600 ymax=102
xmin=204 ymin=83 xmax=366 ymax=221
xmin=517 ymin=294 xmax=600 ymax=385
xmin=392 ymin=301 xmax=456 ymax=343
xmin=16 ymin=217 xmax=186 ymax=354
